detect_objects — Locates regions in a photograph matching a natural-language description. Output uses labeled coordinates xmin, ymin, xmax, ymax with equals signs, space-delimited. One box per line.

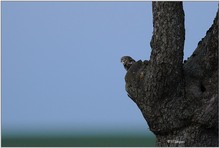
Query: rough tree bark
xmin=124 ymin=2 xmax=218 ymax=146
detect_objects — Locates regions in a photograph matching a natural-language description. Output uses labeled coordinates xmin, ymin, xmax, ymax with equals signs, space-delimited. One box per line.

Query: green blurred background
xmin=2 ymin=132 xmax=156 ymax=147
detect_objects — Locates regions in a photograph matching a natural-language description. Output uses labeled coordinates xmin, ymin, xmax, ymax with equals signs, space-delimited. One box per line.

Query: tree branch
xmin=149 ymin=2 xmax=185 ymax=100
xmin=184 ymin=10 xmax=219 ymax=129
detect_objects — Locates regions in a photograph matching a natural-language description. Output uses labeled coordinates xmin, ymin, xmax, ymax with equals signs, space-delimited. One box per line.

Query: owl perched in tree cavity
xmin=121 ymin=56 xmax=136 ymax=71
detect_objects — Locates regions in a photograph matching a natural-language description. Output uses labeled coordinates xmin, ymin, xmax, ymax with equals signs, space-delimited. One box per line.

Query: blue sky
xmin=2 ymin=2 xmax=218 ymax=136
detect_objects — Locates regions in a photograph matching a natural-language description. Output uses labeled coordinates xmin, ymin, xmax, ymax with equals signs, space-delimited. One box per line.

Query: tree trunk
xmin=124 ymin=2 xmax=218 ymax=146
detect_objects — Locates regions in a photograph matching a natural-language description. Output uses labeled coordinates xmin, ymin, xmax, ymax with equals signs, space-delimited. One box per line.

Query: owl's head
xmin=121 ymin=56 xmax=135 ymax=64
xmin=120 ymin=56 xmax=136 ymax=71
